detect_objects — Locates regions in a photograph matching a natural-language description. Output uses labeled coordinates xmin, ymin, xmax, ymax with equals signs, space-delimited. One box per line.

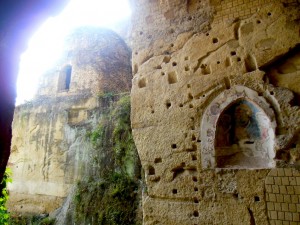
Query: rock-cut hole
xmin=154 ymin=158 xmax=162 ymax=163
xmin=191 ymin=154 xmax=197 ymax=160
xmin=193 ymin=211 xmax=199 ymax=217
xmin=148 ymin=166 xmax=155 ymax=175
xmin=166 ymin=100 xmax=171 ymax=109
xmin=168 ymin=71 xmax=178 ymax=84
xmin=138 ymin=78 xmax=146 ymax=88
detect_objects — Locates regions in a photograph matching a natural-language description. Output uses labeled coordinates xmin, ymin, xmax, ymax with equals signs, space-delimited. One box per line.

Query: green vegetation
xmin=0 ymin=168 xmax=12 ymax=225
xmin=74 ymin=172 xmax=139 ymax=225
xmin=75 ymin=93 xmax=141 ymax=225
xmin=97 ymin=92 xmax=115 ymax=99
xmin=9 ymin=215 xmax=55 ymax=225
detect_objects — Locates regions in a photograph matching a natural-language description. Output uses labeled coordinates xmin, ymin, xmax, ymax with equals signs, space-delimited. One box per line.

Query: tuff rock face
xmin=130 ymin=0 xmax=300 ymax=224
xmin=7 ymin=27 xmax=132 ymax=215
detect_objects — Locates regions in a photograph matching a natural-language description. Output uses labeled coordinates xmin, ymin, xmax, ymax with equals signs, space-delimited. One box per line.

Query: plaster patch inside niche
xmin=201 ymin=85 xmax=276 ymax=169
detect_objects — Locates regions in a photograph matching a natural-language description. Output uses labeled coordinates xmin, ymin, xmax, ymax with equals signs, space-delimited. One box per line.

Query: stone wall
xmin=7 ymin=28 xmax=133 ymax=215
xmin=266 ymin=168 xmax=300 ymax=224
xmin=8 ymin=94 xmax=100 ymax=214
xmin=37 ymin=27 xmax=132 ymax=96
xmin=130 ymin=0 xmax=300 ymax=224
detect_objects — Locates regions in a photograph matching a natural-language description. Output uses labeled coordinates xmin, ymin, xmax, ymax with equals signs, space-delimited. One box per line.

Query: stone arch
xmin=201 ymin=85 xmax=276 ymax=169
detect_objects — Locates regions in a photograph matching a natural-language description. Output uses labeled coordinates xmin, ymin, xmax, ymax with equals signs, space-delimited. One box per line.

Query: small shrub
xmin=0 ymin=168 xmax=12 ymax=225
xmin=39 ymin=217 xmax=55 ymax=225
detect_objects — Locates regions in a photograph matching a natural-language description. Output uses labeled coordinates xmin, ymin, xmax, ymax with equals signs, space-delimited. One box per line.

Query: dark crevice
xmin=261 ymin=44 xmax=300 ymax=105
xmin=260 ymin=44 xmax=300 ymax=71
xmin=247 ymin=208 xmax=256 ymax=225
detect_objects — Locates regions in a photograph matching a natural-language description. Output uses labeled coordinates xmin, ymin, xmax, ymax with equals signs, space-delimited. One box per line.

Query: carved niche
xmin=201 ymin=85 xmax=276 ymax=169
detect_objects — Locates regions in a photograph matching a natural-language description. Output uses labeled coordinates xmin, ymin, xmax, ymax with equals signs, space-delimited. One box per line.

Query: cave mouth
xmin=215 ymin=99 xmax=275 ymax=169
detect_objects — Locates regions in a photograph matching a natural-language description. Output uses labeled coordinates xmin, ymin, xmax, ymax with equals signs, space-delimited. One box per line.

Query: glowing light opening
xmin=16 ymin=0 xmax=131 ymax=105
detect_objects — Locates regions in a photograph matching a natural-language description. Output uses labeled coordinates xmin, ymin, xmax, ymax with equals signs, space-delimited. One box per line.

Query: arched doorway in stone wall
xmin=201 ymin=85 xmax=276 ymax=169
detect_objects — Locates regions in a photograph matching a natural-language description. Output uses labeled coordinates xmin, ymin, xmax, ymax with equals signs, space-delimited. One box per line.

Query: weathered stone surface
xmin=7 ymin=27 xmax=132 ymax=215
xmin=131 ymin=1 xmax=300 ymax=224
xmin=8 ymin=95 xmax=99 ymax=214
xmin=37 ymin=27 xmax=132 ymax=96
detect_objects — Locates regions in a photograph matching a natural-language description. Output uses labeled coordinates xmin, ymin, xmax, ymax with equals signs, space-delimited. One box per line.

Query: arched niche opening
xmin=201 ymin=85 xmax=276 ymax=169
xmin=57 ymin=64 xmax=72 ymax=92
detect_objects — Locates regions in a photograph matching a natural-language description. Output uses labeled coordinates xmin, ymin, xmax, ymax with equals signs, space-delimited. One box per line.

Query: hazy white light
xmin=16 ymin=0 xmax=131 ymax=105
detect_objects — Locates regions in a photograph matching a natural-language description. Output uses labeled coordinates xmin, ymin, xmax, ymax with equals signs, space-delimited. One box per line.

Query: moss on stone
xmin=73 ymin=93 xmax=141 ymax=225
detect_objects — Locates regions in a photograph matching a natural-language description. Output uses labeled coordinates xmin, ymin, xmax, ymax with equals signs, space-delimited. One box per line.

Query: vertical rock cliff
xmin=8 ymin=27 xmax=142 ymax=224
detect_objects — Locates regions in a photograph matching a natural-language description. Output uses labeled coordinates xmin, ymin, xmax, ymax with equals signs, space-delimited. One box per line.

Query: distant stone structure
xmin=130 ymin=0 xmax=300 ymax=224
xmin=7 ymin=27 xmax=132 ymax=214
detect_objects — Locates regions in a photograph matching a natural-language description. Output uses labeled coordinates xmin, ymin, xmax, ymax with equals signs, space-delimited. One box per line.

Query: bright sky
xmin=16 ymin=0 xmax=131 ymax=105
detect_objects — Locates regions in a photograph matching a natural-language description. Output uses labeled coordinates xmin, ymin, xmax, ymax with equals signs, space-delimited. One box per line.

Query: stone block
xmin=267 ymin=202 xmax=275 ymax=210
xmin=275 ymin=202 xmax=281 ymax=211
xmin=270 ymin=211 xmax=277 ymax=220
xmin=266 ymin=184 xmax=272 ymax=192
xmin=289 ymin=177 xmax=297 ymax=186
xmin=294 ymin=186 xmax=300 ymax=195
xmin=282 ymin=203 xmax=289 ymax=212
xmin=278 ymin=168 xmax=285 ymax=177
xmin=284 ymin=194 xmax=292 ymax=203
xmin=284 ymin=168 xmax=293 ymax=177
xmin=269 ymin=169 xmax=278 ymax=177
xmin=275 ymin=177 xmax=282 ymax=185
xmin=280 ymin=185 xmax=287 ymax=194
xmin=291 ymin=195 xmax=298 ymax=204
xmin=282 ymin=177 xmax=290 ymax=186
xmin=272 ymin=185 xmax=280 ymax=193
xmin=269 ymin=193 xmax=276 ymax=202
xmin=292 ymin=212 xmax=300 ymax=222
xmin=289 ymin=203 xmax=297 ymax=212
xmin=278 ymin=211 xmax=285 ymax=220
xmin=266 ymin=176 xmax=274 ymax=185
xmin=287 ymin=186 xmax=295 ymax=195
xmin=293 ymin=169 xmax=300 ymax=177
xmin=276 ymin=194 xmax=284 ymax=203
xmin=285 ymin=212 xmax=293 ymax=221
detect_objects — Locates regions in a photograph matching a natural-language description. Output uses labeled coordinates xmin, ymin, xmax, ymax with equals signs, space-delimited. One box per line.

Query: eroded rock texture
xmin=0 ymin=0 xmax=69 ymax=184
xmin=131 ymin=0 xmax=300 ymax=224
xmin=7 ymin=27 xmax=132 ymax=215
